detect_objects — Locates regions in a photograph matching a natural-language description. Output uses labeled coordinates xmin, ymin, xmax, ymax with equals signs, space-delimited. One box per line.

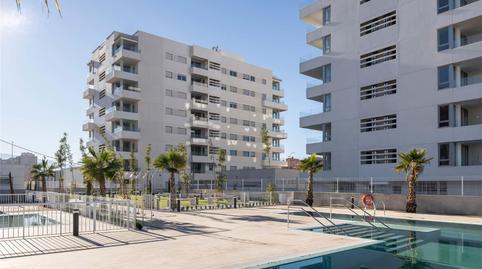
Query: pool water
xmin=262 ymin=213 xmax=482 ymax=269
xmin=0 ymin=214 xmax=57 ymax=228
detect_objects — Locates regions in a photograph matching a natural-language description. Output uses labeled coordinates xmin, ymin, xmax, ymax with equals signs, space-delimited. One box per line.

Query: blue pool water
xmin=0 ymin=214 xmax=57 ymax=228
xmin=262 ymin=213 xmax=482 ymax=269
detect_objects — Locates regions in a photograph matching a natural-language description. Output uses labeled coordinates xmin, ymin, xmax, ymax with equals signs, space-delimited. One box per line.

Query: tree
xmin=80 ymin=147 xmax=123 ymax=196
xmin=15 ymin=0 xmax=62 ymax=17
xmin=144 ymin=144 xmax=152 ymax=194
xmin=54 ymin=132 xmax=72 ymax=193
xmin=8 ymin=172 xmax=14 ymax=194
xmin=31 ymin=157 xmax=56 ymax=192
xmin=261 ymin=126 xmax=271 ymax=165
xmin=298 ymin=153 xmax=323 ymax=206
xmin=395 ymin=149 xmax=432 ymax=213
xmin=215 ymin=149 xmax=227 ymax=193
xmin=129 ymin=150 xmax=138 ymax=195
xmin=153 ymin=145 xmax=187 ymax=210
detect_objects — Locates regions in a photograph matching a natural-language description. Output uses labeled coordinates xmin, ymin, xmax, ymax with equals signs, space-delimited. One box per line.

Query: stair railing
xmin=330 ymin=197 xmax=391 ymax=231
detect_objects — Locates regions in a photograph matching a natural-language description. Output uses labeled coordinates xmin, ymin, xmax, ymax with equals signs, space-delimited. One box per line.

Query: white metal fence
xmin=0 ymin=193 xmax=136 ymax=239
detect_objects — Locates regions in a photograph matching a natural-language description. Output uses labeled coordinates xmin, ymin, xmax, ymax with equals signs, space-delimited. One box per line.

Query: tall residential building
xmin=299 ymin=0 xmax=482 ymax=195
xmin=83 ymin=31 xmax=287 ymax=188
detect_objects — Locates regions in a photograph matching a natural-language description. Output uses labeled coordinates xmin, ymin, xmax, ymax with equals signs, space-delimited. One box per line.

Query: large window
xmin=320 ymin=152 xmax=331 ymax=170
xmin=438 ymin=26 xmax=453 ymax=51
xmin=322 ymin=6 xmax=331 ymax=25
xmin=437 ymin=0 xmax=451 ymax=13
xmin=438 ymin=65 xmax=452 ymax=89
xmin=438 ymin=105 xmax=450 ymax=127
xmin=322 ymin=64 xmax=331 ymax=83
xmin=322 ymin=35 xmax=331 ymax=54
xmin=361 ymin=149 xmax=397 ymax=164
xmin=438 ymin=143 xmax=450 ymax=166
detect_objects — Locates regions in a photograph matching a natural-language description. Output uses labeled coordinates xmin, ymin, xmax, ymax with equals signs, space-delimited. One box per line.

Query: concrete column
xmin=455 ymin=65 xmax=461 ymax=87
xmin=455 ymin=104 xmax=461 ymax=127
xmin=449 ymin=142 xmax=457 ymax=166
xmin=456 ymin=142 xmax=462 ymax=166
xmin=454 ymin=27 xmax=461 ymax=48
xmin=448 ymin=104 xmax=456 ymax=127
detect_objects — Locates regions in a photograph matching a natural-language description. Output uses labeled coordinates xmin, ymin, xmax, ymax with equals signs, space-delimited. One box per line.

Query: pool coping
xmin=232 ymin=237 xmax=381 ymax=269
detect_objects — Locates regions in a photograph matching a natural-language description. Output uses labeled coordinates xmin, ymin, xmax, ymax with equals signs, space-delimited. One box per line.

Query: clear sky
xmin=0 ymin=0 xmax=321 ymax=162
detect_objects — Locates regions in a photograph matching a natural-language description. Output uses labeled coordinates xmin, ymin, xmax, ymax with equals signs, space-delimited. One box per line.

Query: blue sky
xmin=0 ymin=0 xmax=321 ymax=161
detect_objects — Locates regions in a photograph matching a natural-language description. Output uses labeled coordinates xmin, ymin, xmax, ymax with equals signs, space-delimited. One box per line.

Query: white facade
xmin=84 ymin=31 xmax=287 ymax=188
xmin=0 ymin=153 xmax=37 ymax=193
xmin=299 ymin=0 xmax=482 ymax=193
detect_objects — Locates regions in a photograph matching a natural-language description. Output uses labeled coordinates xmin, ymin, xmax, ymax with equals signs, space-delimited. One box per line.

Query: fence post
xmin=461 ymin=176 xmax=464 ymax=197
xmin=282 ymin=178 xmax=285 ymax=192
xmin=73 ymin=209 xmax=79 ymax=236
xmin=127 ymin=199 xmax=131 ymax=230
xmin=60 ymin=202 xmax=62 ymax=235
xmin=92 ymin=201 xmax=96 ymax=233
xmin=22 ymin=206 xmax=25 ymax=238
xmin=336 ymin=178 xmax=339 ymax=193
xmin=176 ymin=199 xmax=181 ymax=212
xmin=242 ymin=179 xmax=244 ymax=191
xmin=234 ymin=197 xmax=237 ymax=208
xmin=370 ymin=177 xmax=373 ymax=193
xmin=261 ymin=179 xmax=263 ymax=192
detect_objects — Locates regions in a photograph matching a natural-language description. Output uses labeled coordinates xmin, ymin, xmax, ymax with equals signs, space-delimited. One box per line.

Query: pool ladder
xmin=287 ymin=200 xmax=349 ymax=236
xmin=329 ymin=197 xmax=391 ymax=231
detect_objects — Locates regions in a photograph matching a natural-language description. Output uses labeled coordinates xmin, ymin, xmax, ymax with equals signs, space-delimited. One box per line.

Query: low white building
xmin=0 ymin=153 xmax=37 ymax=193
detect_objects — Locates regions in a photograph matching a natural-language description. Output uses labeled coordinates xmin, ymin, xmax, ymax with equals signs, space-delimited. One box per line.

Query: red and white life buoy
xmin=361 ymin=193 xmax=375 ymax=208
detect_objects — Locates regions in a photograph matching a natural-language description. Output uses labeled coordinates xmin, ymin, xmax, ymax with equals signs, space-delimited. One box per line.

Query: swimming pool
xmin=0 ymin=214 xmax=57 ymax=228
xmin=259 ymin=213 xmax=482 ymax=269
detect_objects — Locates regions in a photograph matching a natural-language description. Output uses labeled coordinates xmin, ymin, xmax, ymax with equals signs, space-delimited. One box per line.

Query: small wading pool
xmin=0 ymin=214 xmax=57 ymax=228
xmin=258 ymin=213 xmax=482 ymax=269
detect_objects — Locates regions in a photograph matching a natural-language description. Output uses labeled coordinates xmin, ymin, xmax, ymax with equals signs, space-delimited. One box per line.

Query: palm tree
xmin=298 ymin=153 xmax=323 ymax=206
xmin=395 ymin=149 xmax=433 ymax=213
xmin=261 ymin=126 xmax=271 ymax=165
xmin=15 ymin=0 xmax=62 ymax=17
xmin=31 ymin=157 xmax=56 ymax=192
xmin=80 ymin=147 xmax=123 ymax=196
xmin=153 ymin=146 xmax=187 ymax=210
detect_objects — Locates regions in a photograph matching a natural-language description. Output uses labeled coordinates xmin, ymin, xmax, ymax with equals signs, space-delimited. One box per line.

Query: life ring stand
xmin=361 ymin=193 xmax=375 ymax=208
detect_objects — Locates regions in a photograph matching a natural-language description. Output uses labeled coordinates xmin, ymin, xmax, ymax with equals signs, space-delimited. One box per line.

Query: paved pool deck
xmin=1 ymin=206 xmax=481 ymax=269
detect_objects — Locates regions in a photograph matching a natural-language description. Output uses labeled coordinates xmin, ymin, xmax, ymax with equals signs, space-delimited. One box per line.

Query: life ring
xmin=361 ymin=193 xmax=375 ymax=207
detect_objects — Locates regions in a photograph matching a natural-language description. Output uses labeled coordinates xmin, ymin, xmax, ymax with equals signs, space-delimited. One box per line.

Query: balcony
xmin=268 ymin=129 xmax=288 ymax=139
xmin=272 ymin=117 xmax=285 ymax=125
xmin=106 ymin=65 xmax=138 ymax=83
xmin=83 ymin=85 xmax=96 ymax=99
xmin=439 ymin=140 xmax=482 ymax=167
xmin=300 ymin=108 xmax=331 ymax=130
xmin=82 ymin=119 xmax=98 ymax=131
xmin=438 ymin=57 xmax=482 ymax=90
xmin=191 ymin=81 xmax=209 ymax=94
xmin=191 ymin=116 xmax=209 ymax=128
xmin=262 ymin=99 xmax=288 ymax=111
xmin=192 ymin=155 xmax=212 ymax=163
xmin=105 ymin=106 xmax=139 ymax=121
xmin=191 ymin=99 xmax=208 ymax=110
xmin=112 ymin=47 xmax=141 ymax=63
xmin=299 ymin=1 xmax=322 ymax=26
xmin=86 ymin=105 xmax=95 ymax=116
xmin=191 ymin=64 xmax=209 ymax=77
xmin=112 ymin=86 xmax=141 ymax=101
xmin=112 ymin=126 xmax=140 ymax=140
xmin=191 ymin=134 xmax=209 ymax=145
xmin=271 ymin=144 xmax=285 ymax=152
xmin=437 ymin=0 xmax=480 ymax=14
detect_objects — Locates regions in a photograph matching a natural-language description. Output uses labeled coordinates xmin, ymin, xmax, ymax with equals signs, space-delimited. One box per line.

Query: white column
xmin=456 ymin=143 xmax=462 ymax=166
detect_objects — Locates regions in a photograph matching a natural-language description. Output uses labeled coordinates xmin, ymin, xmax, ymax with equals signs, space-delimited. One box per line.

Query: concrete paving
xmin=1 ymin=206 xmax=480 ymax=269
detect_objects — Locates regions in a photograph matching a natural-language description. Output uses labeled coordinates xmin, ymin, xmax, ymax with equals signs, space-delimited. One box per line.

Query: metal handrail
xmin=330 ymin=197 xmax=391 ymax=230
xmin=288 ymin=199 xmax=347 ymax=235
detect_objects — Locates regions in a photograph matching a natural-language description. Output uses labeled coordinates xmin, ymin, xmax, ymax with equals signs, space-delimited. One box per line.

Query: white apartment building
xmin=299 ymin=0 xmax=482 ymax=195
xmin=83 ymin=31 xmax=287 ymax=189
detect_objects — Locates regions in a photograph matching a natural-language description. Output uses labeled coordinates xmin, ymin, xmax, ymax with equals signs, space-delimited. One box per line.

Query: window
xmin=177 ymin=74 xmax=187 ymax=81
xmin=229 ymin=102 xmax=237 ymax=109
xmin=209 ymin=96 xmax=220 ymax=104
xmin=322 ymin=64 xmax=331 ymax=83
xmin=176 ymin=55 xmax=187 ymax=64
xmin=322 ymin=94 xmax=332 ymax=112
xmin=165 ymin=52 xmax=174 ymax=60
xmin=229 ymin=86 xmax=238 ymax=93
xmin=221 ymin=116 xmax=226 ymax=123
xmin=361 ymin=149 xmax=397 ymax=164
xmin=165 ymin=126 xmax=173 ymax=134
xmin=165 ymin=71 xmax=173 ymax=79
xmin=209 ymin=113 xmax=220 ymax=121
xmin=221 ymin=68 xmax=227 ymax=74
xmin=360 ymin=0 xmax=371 ymax=4
xmin=166 ymin=107 xmax=173 ymax=115
xmin=221 ymin=84 xmax=227 ymax=91
xmin=229 ymin=70 xmax=237 ymax=77
xmin=250 ymin=76 xmax=255 ymax=82
xmin=242 ymin=120 xmax=250 ymax=126
xmin=272 ymin=152 xmax=280 ymax=161
xmin=438 ymin=105 xmax=450 ymax=127
xmin=439 ymin=143 xmax=450 ymax=165
xmin=165 ymin=89 xmax=173 ymax=96
xmin=242 ymin=151 xmax=250 ymax=157
xmin=242 ymin=136 xmax=250 ymax=142
xmin=262 ymin=79 xmax=267 ymax=85
xmin=230 ymin=118 xmax=238 ymax=125
xmin=98 ymin=71 xmax=105 ymax=82
xmin=360 ymin=11 xmax=396 ymax=37
xmin=242 ymin=89 xmax=250 ymax=96
xmin=437 ymin=0 xmax=450 ymax=13
xmin=99 ymin=107 xmax=106 ymax=116
xmin=360 ymin=80 xmax=397 ymax=100
xmin=360 ymin=45 xmax=396 ymax=68
xmin=322 ymin=6 xmax=331 ymax=25
xmin=229 ymin=150 xmax=237 ymax=156
xmin=438 ymin=26 xmax=453 ymax=51
xmin=220 ymin=133 xmax=227 ymax=139
xmin=438 ymin=65 xmax=452 ymax=89
xmin=99 ymin=89 xmax=106 ymax=99
xmin=243 ymin=74 xmax=250 ymax=80
xmin=230 ymin=166 xmax=237 ymax=170
xmin=177 ymin=127 xmax=187 ymax=135
xmin=360 ymin=114 xmax=397 ymax=132
xmin=322 ymin=35 xmax=331 ymax=54
xmin=320 ymin=152 xmax=331 ymax=170
xmin=229 ymin=134 xmax=238 ymax=140
xmin=209 ymin=130 xmax=220 ymax=138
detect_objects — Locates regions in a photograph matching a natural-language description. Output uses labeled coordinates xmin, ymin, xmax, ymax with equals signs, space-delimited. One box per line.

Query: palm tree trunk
xmin=170 ymin=172 xmax=177 ymax=211
xmin=99 ymin=176 xmax=106 ymax=196
xmin=306 ymin=171 xmax=314 ymax=206
xmin=42 ymin=176 xmax=47 ymax=192
xmin=86 ymin=181 xmax=92 ymax=195
xmin=8 ymin=172 xmax=14 ymax=194
xmin=406 ymin=171 xmax=417 ymax=213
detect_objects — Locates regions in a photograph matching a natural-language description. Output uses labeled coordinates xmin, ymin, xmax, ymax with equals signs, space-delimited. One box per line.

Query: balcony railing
xmin=192 ymin=99 xmax=208 ymax=105
xmin=106 ymin=106 xmax=137 ymax=114
xmin=461 ymin=74 xmax=482 ymax=87
xmin=192 ymin=81 xmax=208 ymax=87
xmin=192 ymin=116 xmax=208 ymax=121
xmin=191 ymin=63 xmax=208 ymax=70
xmin=300 ymin=107 xmax=324 ymax=117
xmin=306 ymin=135 xmax=331 ymax=144
xmin=113 ymin=126 xmax=140 ymax=133
xmin=300 ymin=51 xmax=324 ymax=63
